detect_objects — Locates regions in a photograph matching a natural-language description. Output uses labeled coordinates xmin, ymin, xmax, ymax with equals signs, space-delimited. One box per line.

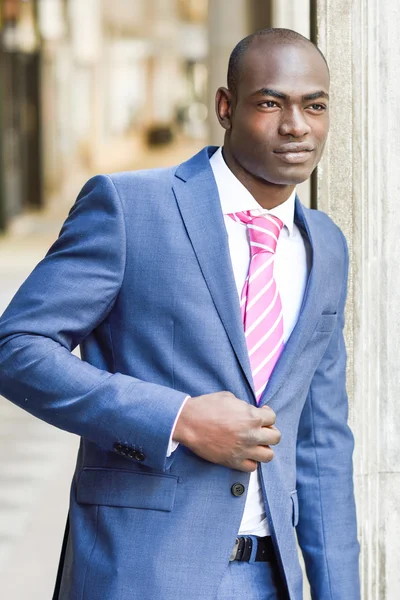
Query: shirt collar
xmin=210 ymin=146 xmax=295 ymax=236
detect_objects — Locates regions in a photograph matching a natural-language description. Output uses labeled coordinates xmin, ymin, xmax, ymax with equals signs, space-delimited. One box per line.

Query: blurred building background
xmin=0 ymin=0 xmax=210 ymax=231
xmin=0 ymin=1 xmax=399 ymax=599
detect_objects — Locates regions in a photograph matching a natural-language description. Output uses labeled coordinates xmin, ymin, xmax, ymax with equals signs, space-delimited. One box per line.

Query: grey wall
xmin=316 ymin=1 xmax=400 ymax=598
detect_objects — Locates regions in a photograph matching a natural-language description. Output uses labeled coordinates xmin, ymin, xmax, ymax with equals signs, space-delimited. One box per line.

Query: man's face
xmin=220 ymin=40 xmax=330 ymax=186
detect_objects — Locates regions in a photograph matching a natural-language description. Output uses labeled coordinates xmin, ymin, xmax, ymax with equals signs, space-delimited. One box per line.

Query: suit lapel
xmin=259 ymin=197 xmax=321 ymax=406
xmin=173 ymin=148 xmax=326 ymax=405
xmin=173 ymin=147 xmax=254 ymax=395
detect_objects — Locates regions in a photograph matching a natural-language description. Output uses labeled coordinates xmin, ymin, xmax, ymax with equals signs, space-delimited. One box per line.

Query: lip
xmin=274 ymin=150 xmax=314 ymax=164
xmin=274 ymin=143 xmax=314 ymax=153
xmin=273 ymin=143 xmax=315 ymax=164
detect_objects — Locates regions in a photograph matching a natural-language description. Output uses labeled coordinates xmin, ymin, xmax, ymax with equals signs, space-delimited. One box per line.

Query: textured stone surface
xmin=272 ymin=0 xmax=310 ymax=36
xmin=316 ymin=1 xmax=400 ymax=597
xmin=269 ymin=1 xmax=313 ymax=208
xmin=207 ymin=0 xmax=251 ymax=146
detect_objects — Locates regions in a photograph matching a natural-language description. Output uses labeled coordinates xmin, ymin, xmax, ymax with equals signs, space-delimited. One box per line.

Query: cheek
xmin=311 ymin=117 xmax=329 ymax=143
xmin=232 ymin=111 xmax=278 ymax=141
xmin=313 ymin=131 xmax=329 ymax=161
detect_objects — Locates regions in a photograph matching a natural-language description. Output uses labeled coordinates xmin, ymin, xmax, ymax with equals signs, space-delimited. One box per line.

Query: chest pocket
xmin=314 ymin=313 xmax=337 ymax=333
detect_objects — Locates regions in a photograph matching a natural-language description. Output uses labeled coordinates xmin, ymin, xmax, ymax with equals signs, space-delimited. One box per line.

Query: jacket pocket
xmin=314 ymin=313 xmax=337 ymax=333
xmin=290 ymin=490 xmax=299 ymax=527
xmin=76 ymin=467 xmax=178 ymax=512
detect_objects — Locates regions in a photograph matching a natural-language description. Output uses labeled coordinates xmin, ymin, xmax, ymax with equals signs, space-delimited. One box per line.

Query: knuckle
xmin=225 ymin=456 xmax=237 ymax=469
xmin=246 ymin=429 xmax=259 ymax=446
xmin=260 ymin=406 xmax=276 ymax=425
xmin=249 ymin=407 xmax=262 ymax=426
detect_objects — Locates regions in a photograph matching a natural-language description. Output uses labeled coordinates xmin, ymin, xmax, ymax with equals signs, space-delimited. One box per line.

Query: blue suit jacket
xmin=0 ymin=147 xmax=360 ymax=599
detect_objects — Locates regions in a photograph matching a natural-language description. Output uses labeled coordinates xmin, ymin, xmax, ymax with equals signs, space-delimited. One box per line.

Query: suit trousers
xmin=216 ymin=553 xmax=287 ymax=600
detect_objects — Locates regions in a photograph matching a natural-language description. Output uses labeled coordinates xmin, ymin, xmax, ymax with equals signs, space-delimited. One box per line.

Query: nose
xmin=278 ymin=107 xmax=311 ymax=138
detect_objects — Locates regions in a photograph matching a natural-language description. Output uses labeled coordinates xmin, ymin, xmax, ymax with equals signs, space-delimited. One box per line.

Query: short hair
xmin=227 ymin=28 xmax=329 ymax=95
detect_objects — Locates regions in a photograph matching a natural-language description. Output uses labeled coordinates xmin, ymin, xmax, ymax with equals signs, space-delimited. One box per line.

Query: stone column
xmin=207 ymin=0 xmax=251 ymax=145
xmin=270 ymin=0 xmax=311 ymax=206
xmin=271 ymin=0 xmax=310 ymax=37
xmin=315 ymin=1 xmax=400 ymax=597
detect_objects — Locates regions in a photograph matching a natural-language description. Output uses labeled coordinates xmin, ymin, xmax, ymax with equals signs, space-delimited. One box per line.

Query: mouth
xmin=273 ymin=144 xmax=315 ymax=165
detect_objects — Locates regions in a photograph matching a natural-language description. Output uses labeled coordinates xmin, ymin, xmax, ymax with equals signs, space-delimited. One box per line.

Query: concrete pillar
xmin=270 ymin=0 xmax=311 ymax=206
xmin=315 ymin=1 xmax=400 ymax=597
xmin=207 ymin=0 xmax=251 ymax=145
xmin=271 ymin=0 xmax=310 ymax=38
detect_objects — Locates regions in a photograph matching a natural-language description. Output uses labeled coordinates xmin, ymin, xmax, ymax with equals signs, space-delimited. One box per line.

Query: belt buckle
xmin=229 ymin=538 xmax=240 ymax=562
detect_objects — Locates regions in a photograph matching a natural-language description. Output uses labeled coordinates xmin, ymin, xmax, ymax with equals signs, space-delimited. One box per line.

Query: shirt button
xmin=231 ymin=483 xmax=245 ymax=497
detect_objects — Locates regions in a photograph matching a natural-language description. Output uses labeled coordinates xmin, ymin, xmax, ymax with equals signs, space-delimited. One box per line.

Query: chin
xmin=269 ymin=166 xmax=315 ymax=186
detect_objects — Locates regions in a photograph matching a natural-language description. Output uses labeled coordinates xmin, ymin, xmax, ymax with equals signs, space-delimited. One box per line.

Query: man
xmin=0 ymin=28 xmax=360 ymax=599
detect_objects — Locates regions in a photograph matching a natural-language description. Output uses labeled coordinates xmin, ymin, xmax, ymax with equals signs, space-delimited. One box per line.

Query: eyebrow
xmin=254 ymin=88 xmax=330 ymax=101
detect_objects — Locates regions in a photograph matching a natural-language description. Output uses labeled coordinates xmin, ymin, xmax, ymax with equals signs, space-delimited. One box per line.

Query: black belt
xmin=229 ymin=536 xmax=276 ymax=562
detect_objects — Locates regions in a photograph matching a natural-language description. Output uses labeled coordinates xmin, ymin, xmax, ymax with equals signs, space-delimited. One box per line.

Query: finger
xmin=247 ymin=446 xmax=275 ymax=464
xmin=254 ymin=426 xmax=281 ymax=447
xmin=258 ymin=405 xmax=276 ymax=426
xmin=238 ymin=459 xmax=259 ymax=473
xmin=263 ymin=425 xmax=281 ymax=445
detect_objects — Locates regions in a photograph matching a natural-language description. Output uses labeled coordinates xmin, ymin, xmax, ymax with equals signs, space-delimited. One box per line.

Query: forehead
xmin=237 ymin=40 xmax=330 ymax=97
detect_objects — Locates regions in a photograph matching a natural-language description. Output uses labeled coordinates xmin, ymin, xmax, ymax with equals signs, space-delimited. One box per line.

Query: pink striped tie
xmin=229 ymin=211 xmax=285 ymax=403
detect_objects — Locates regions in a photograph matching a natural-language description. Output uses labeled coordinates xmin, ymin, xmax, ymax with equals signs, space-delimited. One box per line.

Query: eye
xmin=308 ymin=103 xmax=326 ymax=111
xmin=259 ymin=100 xmax=279 ymax=108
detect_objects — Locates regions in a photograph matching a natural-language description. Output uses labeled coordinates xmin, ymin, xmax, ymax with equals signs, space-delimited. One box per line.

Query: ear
xmin=215 ymin=87 xmax=234 ymax=130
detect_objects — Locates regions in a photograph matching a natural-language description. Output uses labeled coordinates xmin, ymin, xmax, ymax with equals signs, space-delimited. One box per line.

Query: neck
xmin=221 ymin=146 xmax=295 ymax=210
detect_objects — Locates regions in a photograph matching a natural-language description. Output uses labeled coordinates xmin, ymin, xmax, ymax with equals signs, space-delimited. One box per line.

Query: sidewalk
xmin=0 ymin=138 xmax=203 ymax=599
xmin=0 ymin=188 xmax=82 ymax=598
xmin=0 ymin=218 xmax=79 ymax=599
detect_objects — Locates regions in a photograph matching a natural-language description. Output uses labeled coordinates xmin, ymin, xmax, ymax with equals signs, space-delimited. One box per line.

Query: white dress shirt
xmin=169 ymin=147 xmax=310 ymax=537
xmin=210 ymin=147 xmax=310 ymax=536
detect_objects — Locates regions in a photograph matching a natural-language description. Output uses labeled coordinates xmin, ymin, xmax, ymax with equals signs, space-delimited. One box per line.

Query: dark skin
xmin=174 ymin=38 xmax=330 ymax=472
xmin=216 ymin=38 xmax=330 ymax=209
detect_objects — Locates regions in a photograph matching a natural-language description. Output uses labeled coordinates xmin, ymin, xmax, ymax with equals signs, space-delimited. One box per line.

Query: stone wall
xmin=316 ymin=1 xmax=400 ymax=597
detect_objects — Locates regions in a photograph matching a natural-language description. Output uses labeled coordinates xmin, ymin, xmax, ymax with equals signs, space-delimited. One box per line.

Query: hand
xmin=173 ymin=391 xmax=281 ymax=472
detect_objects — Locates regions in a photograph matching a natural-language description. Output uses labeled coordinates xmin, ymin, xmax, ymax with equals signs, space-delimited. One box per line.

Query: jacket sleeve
xmin=0 ymin=175 xmax=188 ymax=471
xmin=296 ymin=231 xmax=360 ymax=600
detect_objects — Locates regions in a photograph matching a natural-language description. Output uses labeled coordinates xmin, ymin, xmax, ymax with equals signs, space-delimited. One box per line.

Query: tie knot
xmin=229 ymin=211 xmax=284 ymax=255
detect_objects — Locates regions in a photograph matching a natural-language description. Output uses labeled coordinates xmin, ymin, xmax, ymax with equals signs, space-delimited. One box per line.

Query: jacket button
xmin=135 ymin=451 xmax=145 ymax=462
xmin=231 ymin=483 xmax=245 ymax=497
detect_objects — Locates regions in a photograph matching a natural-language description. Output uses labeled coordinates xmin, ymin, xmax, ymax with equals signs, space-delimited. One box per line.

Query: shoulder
xmin=79 ymin=166 xmax=177 ymax=196
xmin=76 ymin=166 xmax=178 ymax=215
xmin=303 ymin=205 xmax=343 ymax=232
xmin=302 ymin=206 xmax=348 ymax=257
xmin=106 ymin=165 xmax=177 ymax=197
